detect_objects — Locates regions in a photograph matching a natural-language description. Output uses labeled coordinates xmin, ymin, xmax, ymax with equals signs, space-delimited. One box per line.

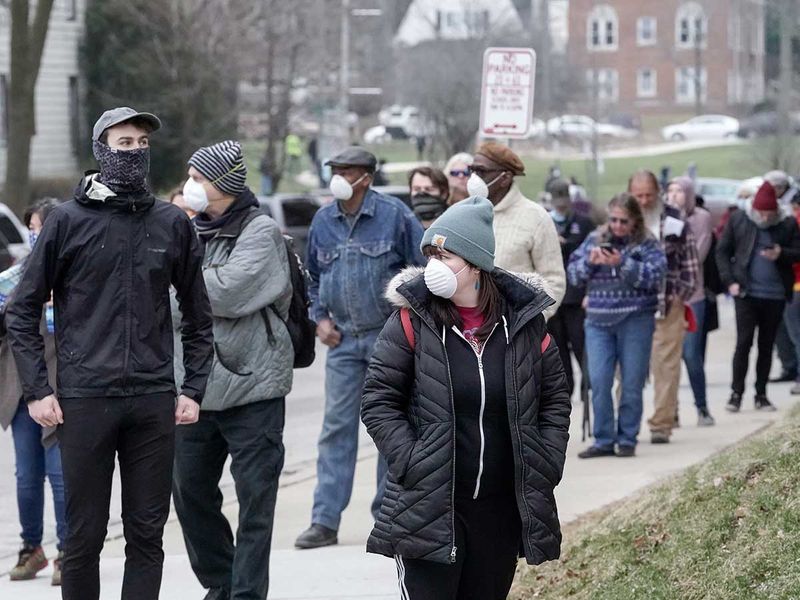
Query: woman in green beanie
xmin=361 ymin=197 xmax=571 ymax=599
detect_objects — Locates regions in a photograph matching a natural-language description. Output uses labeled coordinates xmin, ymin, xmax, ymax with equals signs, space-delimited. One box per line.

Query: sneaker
xmin=295 ymin=524 xmax=338 ymax=549
xmin=51 ymin=551 xmax=63 ymax=586
xmin=651 ymin=432 xmax=670 ymax=444
xmin=615 ymin=445 xmax=636 ymax=457
xmin=726 ymin=392 xmax=742 ymax=413
xmin=577 ymin=446 xmax=615 ymax=459
xmin=755 ymin=395 xmax=777 ymax=412
xmin=203 ymin=588 xmax=230 ymax=600
xmin=9 ymin=544 xmax=48 ymax=581
xmin=697 ymin=408 xmax=715 ymax=427
xmin=791 ymin=383 xmax=800 ymax=395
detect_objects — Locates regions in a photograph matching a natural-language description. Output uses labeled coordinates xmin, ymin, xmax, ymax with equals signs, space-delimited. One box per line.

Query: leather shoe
xmin=578 ymin=446 xmax=615 ymax=459
xmin=295 ymin=523 xmax=338 ymax=549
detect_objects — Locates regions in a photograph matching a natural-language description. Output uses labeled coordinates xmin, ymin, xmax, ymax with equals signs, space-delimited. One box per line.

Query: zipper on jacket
xmin=440 ymin=324 xmax=458 ymax=563
xmin=451 ymin=322 xmax=499 ymax=500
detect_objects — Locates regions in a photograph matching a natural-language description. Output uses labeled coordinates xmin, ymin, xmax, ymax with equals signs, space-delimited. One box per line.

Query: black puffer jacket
xmin=361 ymin=267 xmax=571 ymax=566
xmin=6 ymin=173 xmax=214 ymax=402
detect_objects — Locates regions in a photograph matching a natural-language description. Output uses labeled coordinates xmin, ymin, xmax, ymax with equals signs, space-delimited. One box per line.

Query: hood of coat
xmin=385 ymin=265 xmax=554 ymax=331
xmin=74 ymin=171 xmax=156 ymax=213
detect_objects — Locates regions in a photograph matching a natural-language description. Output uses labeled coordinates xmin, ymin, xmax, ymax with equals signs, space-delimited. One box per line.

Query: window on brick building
xmin=676 ymin=2 xmax=707 ymax=49
xmin=587 ymin=5 xmax=618 ymax=51
xmin=586 ymin=68 xmax=619 ymax=103
xmin=675 ymin=66 xmax=707 ymax=103
xmin=637 ymin=68 xmax=657 ymax=98
xmin=637 ymin=17 xmax=657 ymax=46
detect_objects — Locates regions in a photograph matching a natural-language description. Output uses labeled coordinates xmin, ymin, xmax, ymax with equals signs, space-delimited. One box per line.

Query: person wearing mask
xmin=0 ymin=198 xmax=66 ymax=585
xmin=296 ymin=147 xmax=425 ymax=550
xmin=569 ymin=194 xmax=667 ymax=458
xmin=716 ymin=181 xmax=800 ymax=412
xmin=444 ymin=152 xmax=473 ymax=206
xmin=5 ymin=107 xmax=214 ymax=600
xmin=409 ymin=166 xmax=449 ymax=229
xmin=764 ymin=171 xmax=800 ymax=383
xmin=362 ymin=197 xmax=570 ymax=599
xmin=546 ymin=179 xmax=594 ymax=398
xmin=468 ymin=142 xmax=566 ymax=319
xmin=172 ymin=141 xmax=292 ymax=600
xmin=666 ymin=177 xmax=716 ymax=426
xmin=170 ymin=187 xmax=197 ymax=219
xmin=628 ymin=171 xmax=698 ymax=444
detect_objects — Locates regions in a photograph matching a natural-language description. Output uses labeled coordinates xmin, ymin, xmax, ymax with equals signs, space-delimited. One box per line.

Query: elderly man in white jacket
xmin=465 ymin=142 xmax=566 ymax=317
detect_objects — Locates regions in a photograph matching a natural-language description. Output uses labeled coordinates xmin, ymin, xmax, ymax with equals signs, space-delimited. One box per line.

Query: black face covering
xmin=411 ymin=192 xmax=447 ymax=222
xmin=92 ymin=140 xmax=150 ymax=195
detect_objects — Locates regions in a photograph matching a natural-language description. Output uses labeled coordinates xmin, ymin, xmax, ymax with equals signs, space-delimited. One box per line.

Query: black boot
xmin=295 ymin=524 xmax=338 ymax=549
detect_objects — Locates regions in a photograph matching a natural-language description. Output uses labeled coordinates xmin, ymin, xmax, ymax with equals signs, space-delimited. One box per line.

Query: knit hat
xmin=752 ymin=181 xmax=778 ymax=211
xmin=188 ymin=140 xmax=247 ymax=197
xmin=421 ymin=196 xmax=495 ymax=271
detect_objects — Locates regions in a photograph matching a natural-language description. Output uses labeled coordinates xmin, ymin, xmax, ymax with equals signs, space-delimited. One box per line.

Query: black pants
xmin=173 ymin=398 xmax=285 ymax=600
xmin=396 ymin=494 xmax=521 ymax=600
xmin=547 ymin=303 xmax=586 ymax=397
xmin=733 ymin=297 xmax=786 ymax=396
xmin=58 ymin=393 xmax=176 ymax=600
xmin=774 ymin=319 xmax=798 ymax=376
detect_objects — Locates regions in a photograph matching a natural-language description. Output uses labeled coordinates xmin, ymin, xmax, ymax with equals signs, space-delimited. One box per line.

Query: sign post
xmin=479 ymin=47 xmax=537 ymax=139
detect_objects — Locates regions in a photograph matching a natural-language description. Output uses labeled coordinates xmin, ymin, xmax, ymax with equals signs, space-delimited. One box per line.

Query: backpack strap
xmin=400 ymin=307 xmax=415 ymax=350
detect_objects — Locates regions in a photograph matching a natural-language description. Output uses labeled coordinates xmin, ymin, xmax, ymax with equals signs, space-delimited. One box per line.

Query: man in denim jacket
xmin=296 ymin=147 xmax=425 ymax=549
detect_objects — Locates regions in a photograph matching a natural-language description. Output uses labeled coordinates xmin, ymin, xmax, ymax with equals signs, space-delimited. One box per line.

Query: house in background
xmin=567 ymin=0 xmax=765 ymax=114
xmin=0 ymin=0 xmax=85 ymax=192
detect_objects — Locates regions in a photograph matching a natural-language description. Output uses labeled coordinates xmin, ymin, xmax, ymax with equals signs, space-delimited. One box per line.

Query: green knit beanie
xmin=420 ymin=196 xmax=495 ymax=271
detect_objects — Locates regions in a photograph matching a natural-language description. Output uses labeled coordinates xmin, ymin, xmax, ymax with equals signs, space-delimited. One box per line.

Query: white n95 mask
xmin=183 ymin=177 xmax=209 ymax=212
xmin=424 ymin=258 xmax=468 ymax=299
xmin=329 ymin=173 xmax=368 ymax=201
xmin=466 ymin=172 xmax=504 ymax=199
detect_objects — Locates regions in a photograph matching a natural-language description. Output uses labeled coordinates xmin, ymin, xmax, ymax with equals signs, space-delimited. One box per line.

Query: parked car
xmin=546 ymin=114 xmax=637 ymax=140
xmin=694 ymin=177 xmax=741 ymax=229
xmin=363 ymin=125 xmax=393 ymax=145
xmin=736 ymin=111 xmax=800 ymax=139
xmin=0 ymin=203 xmax=29 ymax=272
xmin=529 ymin=118 xmax=547 ymax=139
xmin=661 ymin=115 xmax=740 ymax=142
xmin=257 ymin=193 xmax=326 ymax=262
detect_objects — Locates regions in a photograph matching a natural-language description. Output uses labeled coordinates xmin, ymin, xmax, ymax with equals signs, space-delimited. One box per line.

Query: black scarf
xmin=194 ymin=188 xmax=260 ymax=242
xmin=92 ymin=141 xmax=150 ymax=196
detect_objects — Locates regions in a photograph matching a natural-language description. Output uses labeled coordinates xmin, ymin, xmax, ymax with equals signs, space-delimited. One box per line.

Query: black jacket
xmin=6 ymin=173 xmax=214 ymax=403
xmin=555 ymin=212 xmax=594 ymax=306
xmin=361 ymin=267 xmax=571 ymax=566
xmin=715 ymin=209 xmax=800 ymax=301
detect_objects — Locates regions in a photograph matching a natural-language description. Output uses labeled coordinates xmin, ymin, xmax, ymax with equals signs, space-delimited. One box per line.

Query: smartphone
xmin=599 ymin=242 xmax=614 ymax=253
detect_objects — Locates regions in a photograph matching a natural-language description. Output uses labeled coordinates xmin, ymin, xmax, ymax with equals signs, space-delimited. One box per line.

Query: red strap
xmin=541 ymin=333 xmax=551 ymax=354
xmin=400 ymin=307 xmax=416 ymax=350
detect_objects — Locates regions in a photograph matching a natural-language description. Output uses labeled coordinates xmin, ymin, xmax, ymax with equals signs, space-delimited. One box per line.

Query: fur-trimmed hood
xmin=385 ymin=265 xmax=555 ymax=327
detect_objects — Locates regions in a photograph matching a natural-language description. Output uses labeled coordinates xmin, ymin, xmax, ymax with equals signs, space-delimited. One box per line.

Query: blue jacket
xmin=307 ymin=189 xmax=425 ymax=334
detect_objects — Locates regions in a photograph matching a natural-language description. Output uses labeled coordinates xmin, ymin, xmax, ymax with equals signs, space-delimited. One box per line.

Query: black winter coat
xmin=361 ymin=267 xmax=571 ymax=566
xmin=6 ymin=173 xmax=214 ymax=403
xmin=716 ymin=209 xmax=800 ymax=301
xmin=555 ymin=212 xmax=594 ymax=306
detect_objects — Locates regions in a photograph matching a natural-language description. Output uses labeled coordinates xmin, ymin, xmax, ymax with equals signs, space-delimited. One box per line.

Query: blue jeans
xmin=585 ymin=312 xmax=656 ymax=449
xmin=682 ymin=299 xmax=708 ymax=409
xmin=312 ymin=329 xmax=388 ymax=530
xmin=783 ymin=292 xmax=800 ymax=381
xmin=12 ymin=402 xmax=67 ymax=549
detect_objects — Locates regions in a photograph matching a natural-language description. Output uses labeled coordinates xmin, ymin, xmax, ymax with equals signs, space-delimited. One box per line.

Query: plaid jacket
xmin=658 ymin=205 xmax=700 ymax=317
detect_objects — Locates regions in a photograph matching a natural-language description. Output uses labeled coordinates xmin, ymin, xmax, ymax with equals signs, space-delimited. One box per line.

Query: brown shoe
xmin=51 ymin=551 xmax=64 ymax=586
xmin=9 ymin=544 xmax=48 ymax=581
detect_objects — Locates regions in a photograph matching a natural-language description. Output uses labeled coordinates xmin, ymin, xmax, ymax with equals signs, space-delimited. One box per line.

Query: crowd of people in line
xmin=0 ymin=104 xmax=799 ymax=600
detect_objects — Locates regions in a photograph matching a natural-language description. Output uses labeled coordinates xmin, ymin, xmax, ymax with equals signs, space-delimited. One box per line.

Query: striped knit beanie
xmin=188 ymin=140 xmax=247 ymax=197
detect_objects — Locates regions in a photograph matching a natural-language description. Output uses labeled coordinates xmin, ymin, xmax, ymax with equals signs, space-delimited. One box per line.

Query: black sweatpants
xmin=547 ymin=303 xmax=586 ymax=397
xmin=173 ymin=398 xmax=285 ymax=600
xmin=396 ymin=494 xmax=522 ymax=600
xmin=58 ymin=393 xmax=176 ymax=600
xmin=733 ymin=296 xmax=786 ymax=396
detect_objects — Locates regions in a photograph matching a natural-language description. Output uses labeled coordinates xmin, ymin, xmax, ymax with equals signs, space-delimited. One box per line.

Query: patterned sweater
xmin=568 ymin=231 xmax=667 ymax=327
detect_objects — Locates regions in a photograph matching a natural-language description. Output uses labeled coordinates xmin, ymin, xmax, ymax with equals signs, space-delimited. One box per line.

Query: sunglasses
xmin=449 ymin=169 xmax=471 ymax=178
xmin=609 ymin=217 xmax=630 ymax=225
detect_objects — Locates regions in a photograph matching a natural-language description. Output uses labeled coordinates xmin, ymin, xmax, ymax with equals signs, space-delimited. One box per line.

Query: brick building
xmin=567 ymin=0 xmax=765 ymax=114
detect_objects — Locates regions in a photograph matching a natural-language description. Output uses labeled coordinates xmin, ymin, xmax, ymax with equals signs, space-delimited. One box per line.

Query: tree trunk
xmin=4 ymin=0 xmax=55 ymax=217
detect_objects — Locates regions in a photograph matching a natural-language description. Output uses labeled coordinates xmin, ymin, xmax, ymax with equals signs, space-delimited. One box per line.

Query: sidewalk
xmin=0 ymin=300 xmax=796 ymax=598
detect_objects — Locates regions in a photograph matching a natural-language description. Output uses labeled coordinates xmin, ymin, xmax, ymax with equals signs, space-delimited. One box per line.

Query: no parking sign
xmin=479 ymin=47 xmax=537 ymax=139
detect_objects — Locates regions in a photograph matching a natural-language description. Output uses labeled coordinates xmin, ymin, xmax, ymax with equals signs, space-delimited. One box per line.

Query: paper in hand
xmin=663 ymin=215 xmax=685 ymax=238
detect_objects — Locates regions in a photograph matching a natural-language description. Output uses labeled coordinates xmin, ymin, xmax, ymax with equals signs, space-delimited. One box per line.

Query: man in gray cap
xmin=5 ymin=107 xmax=214 ymax=600
xmin=295 ymin=146 xmax=425 ymax=549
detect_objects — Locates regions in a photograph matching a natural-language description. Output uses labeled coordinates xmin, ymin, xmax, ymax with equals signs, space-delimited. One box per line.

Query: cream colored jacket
xmin=492 ymin=184 xmax=566 ymax=319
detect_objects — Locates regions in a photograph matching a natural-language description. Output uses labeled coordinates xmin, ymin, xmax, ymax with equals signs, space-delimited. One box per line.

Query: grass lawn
xmin=510 ymin=406 xmax=800 ymax=600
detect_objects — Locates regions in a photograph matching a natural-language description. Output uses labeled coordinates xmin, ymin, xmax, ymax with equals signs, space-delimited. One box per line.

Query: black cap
xmin=325 ymin=146 xmax=377 ymax=171
xmin=92 ymin=107 xmax=161 ymax=141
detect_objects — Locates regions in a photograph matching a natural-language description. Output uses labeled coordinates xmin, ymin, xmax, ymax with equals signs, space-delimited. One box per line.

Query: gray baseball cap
xmin=92 ymin=107 xmax=161 ymax=141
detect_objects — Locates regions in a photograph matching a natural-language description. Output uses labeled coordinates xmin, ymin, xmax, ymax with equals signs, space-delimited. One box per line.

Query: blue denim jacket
xmin=307 ymin=189 xmax=425 ymax=334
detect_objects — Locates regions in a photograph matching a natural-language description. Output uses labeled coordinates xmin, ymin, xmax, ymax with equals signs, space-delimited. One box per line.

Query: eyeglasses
xmin=609 ymin=217 xmax=630 ymax=225
xmin=449 ymin=169 xmax=471 ymax=178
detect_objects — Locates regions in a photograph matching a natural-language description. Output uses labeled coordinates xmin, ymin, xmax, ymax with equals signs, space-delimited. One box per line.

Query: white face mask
xmin=183 ymin=177 xmax=209 ymax=213
xmin=424 ymin=258 xmax=469 ymax=299
xmin=466 ymin=172 xmax=504 ymax=199
xmin=330 ymin=173 xmax=368 ymax=201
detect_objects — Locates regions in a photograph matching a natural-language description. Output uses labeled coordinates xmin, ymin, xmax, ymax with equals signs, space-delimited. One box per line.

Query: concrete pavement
xmin=0 ymin=299 xmax=797 ymax=598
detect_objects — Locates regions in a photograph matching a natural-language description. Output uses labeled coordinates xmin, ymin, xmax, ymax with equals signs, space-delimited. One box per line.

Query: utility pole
xmin=777 ymin=0 xmax=794 ymax=137
xmin=535 ymin=0 xmax=552 ymax=114
xmin=340 ymin=0 xmax=351 ymax=115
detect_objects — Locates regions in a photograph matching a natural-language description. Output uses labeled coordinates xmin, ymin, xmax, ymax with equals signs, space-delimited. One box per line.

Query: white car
xmin=661 ymin=115 xmax=740 ymax=142
xmin=0 ymin=203 xmax=29 ymax=269
xmin=363 ymin=125 xmax=392 ymax=145
xmin=546 ymin=115 xmax=637 ymax=139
